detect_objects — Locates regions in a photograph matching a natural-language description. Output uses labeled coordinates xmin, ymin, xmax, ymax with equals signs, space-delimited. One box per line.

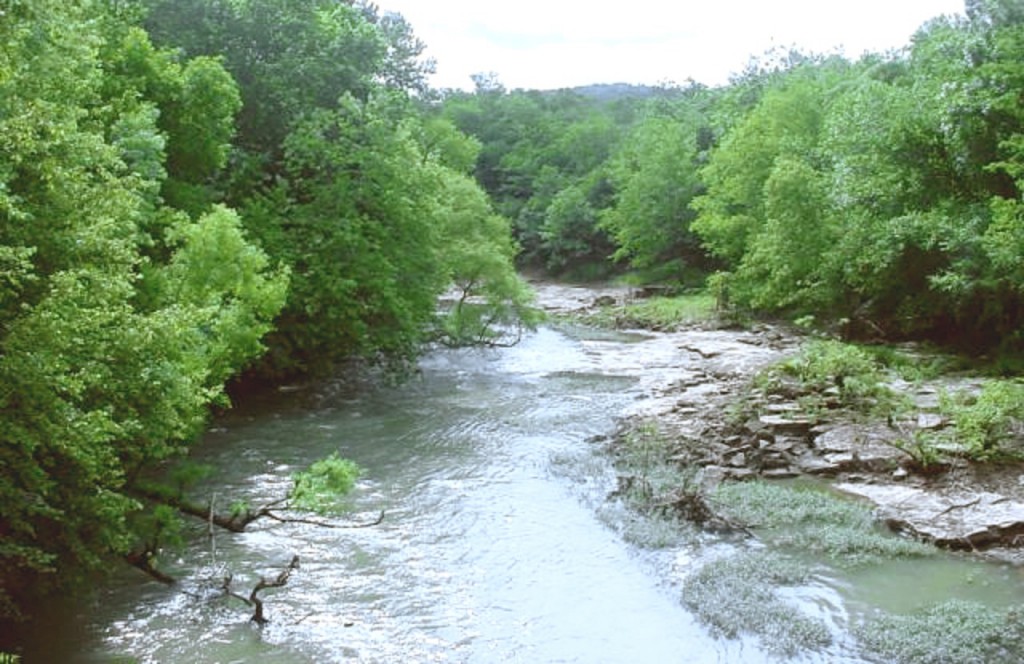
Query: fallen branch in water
xmin=221 ymin=555 xmax=301 ymax=625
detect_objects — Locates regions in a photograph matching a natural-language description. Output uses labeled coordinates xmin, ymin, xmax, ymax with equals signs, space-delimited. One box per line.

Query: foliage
xmin=856 ymin=599 xmax=1024 ymax=664
xmin=442 ymin=85 xmax=634 ymax=271
xmin=758 ymin=340 xmax=902 ymax=414
xmin=433 ymin=170 xmax=543 ymax=347
xmin=143 ymin=1 xmax=536 ymax=377
xmin=601 ymin=93 xmax=713 ymax=278
xmin=938 ymin=380 xmax=1024 ymax=459
xmin=0 ymin=0 xmax=285 ymax=624
xmin=290 ymin=454 xmax=362 ymax=514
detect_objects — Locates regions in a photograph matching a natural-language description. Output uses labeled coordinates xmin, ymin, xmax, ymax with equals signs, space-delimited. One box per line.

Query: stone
xmin=758 ymin=414 xmax=814 ymax=437
xmin=764 ymin=402 xmax=802 ymax=414
xmin=770 ymin=436 xmax=802 ymax=453
xmin=916 ymin=412 xmax=948 ymax=430
xmin=724 ymin=467 xmax=757 ymax=481
xmin=762 ymin=468 xmax=800 ymax=479
xmin=835 ymin=483 xmax=1024 ymax=550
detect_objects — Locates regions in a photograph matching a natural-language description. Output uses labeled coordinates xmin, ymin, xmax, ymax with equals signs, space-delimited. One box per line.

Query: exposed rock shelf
xmin=532 ymin=280 xmax=1024 ymax=560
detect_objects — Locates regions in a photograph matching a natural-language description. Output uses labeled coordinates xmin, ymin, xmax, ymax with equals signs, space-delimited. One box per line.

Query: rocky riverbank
xmin=533 ymin=281 xmax=1024 ymax=563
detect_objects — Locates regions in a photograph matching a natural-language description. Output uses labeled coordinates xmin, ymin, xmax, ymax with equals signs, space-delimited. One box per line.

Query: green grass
xmin=576 ymin=293 xmax=717 ymax=330
xmin=752 ymin=339 xmax=912 ymax=418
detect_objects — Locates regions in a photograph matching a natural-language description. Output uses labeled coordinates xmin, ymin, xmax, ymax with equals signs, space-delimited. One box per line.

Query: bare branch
xmin=250 ymin=556 xmax=301 ymax=625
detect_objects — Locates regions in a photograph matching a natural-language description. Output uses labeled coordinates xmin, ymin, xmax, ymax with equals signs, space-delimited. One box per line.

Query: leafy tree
xmin=0 ymin=0 xmax=285 ymax=625
xmin=434 ymin=169 xmax=541 ymax=345
xmin=443 ymin=84 xmax=635 ymax=271
xmin=693 ymin=69 xmax=829 ymax=267
xmin=243 ymin=94 xmax=449 ymax=374
xmin=602 ymin=98 xmax=711 ymax=282
xmin=144 ymin=0 xmax=535 ymax=375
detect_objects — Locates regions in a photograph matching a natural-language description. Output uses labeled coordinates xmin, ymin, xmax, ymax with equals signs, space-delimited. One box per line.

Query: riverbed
xmin=35 ymin=285 xmax=1024 ymax=663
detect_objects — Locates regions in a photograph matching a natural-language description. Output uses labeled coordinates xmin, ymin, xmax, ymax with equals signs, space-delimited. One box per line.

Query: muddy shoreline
xmin=532 ymin=280 xmax=1024 ymax=563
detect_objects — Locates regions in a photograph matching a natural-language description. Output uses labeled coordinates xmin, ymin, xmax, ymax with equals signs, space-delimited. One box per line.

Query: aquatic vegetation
xmin=856 ymin=599 xmax=1024 ymax=664
xmin=682 ymin=551 xmax=832 ymax=656
xmin=713 ymin=481 xmax=934 ymax=566
xmin=604 ymin=422 xmax=700 ymax=548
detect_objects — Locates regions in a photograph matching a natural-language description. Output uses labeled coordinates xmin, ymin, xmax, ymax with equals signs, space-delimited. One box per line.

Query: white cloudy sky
xmin=379 ymin=1 xmax=966 ymax=90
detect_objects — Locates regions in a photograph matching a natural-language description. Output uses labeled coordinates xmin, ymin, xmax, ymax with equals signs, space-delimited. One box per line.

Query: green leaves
xmin=0 ymin=1 xmax=284 ymax=623
xmin=603 ymin=102 xmax=710 ymax=279
xmin=290 ymin=454 xmax=362 ymax=514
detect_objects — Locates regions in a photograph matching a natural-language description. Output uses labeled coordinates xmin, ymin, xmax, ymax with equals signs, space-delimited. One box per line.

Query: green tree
xmin=602 ymin=97 xmax=711 ymax=282
xmin=0 ymin=0 xmax=285 ymax=625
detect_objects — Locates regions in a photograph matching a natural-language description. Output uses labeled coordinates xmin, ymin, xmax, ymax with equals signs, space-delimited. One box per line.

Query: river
xmin=29 ymin=299 xmax=1024 ymax=663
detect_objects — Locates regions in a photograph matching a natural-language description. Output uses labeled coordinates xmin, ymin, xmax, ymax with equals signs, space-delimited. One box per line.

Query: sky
xmin=378 ymin=0 xmax=967 ymax=91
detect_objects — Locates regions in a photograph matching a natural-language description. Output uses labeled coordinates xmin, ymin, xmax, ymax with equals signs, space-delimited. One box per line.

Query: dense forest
xmin=2 ymin=0 xmax=1023 ymax=640
xmin=442 ymin=1 xmax=1024 ymax=356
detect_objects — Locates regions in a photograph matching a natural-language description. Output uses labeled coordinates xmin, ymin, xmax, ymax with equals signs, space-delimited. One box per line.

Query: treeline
xmin=444 ymin=0 xmax=1024 ymax=354
xmin=0 ymin=0 xmax=532 ymax=628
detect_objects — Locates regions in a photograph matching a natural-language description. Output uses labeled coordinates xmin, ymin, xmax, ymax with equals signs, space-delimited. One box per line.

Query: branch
xmin=261 ymin=509 xmax=385 ymax=529
xmin=131 ymin=484 xmax=290 ymax=533
xmin=125 ymin=549 xmax=176 ymax=585
xmin=250 ymin=555 xmax=300 ymax=625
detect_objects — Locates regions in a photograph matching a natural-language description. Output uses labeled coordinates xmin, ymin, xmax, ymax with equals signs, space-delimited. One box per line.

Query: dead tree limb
xmin=250 ymin=556 xmax=301 ymax=625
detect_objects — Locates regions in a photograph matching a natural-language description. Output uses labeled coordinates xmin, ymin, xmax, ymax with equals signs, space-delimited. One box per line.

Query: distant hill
xmin=563 ymin=83 xmax=660 ymax=102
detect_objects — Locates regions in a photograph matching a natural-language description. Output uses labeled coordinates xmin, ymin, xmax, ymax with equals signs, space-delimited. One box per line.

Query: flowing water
xmin=31 ymin=322 xmax=1024 ymax=663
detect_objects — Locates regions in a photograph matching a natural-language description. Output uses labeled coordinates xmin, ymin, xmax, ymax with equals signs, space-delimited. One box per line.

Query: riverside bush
xmin=755 ymin=339 xmax=909 ymax=417
xmin=940 ymin=380 xmax=1024 ymax=460
xmin=573 ymin=293 xmax=716 ymax=330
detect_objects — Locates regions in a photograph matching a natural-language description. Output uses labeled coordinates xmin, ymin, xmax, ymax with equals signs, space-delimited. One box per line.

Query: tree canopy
xmin=0 ymin=0 xmax=534 ymax=632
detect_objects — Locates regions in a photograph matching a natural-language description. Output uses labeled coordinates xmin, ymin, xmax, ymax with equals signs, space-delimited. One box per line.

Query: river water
xmin=36 ymin=319 xmax=1024 ymax=663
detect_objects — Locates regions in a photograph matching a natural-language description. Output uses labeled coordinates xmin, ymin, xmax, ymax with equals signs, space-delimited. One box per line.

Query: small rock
xmin=771 ymin=436 xmax=801 ymax=453
xmin=892 ymin=467 xmax=910 ymax=480
xmin=762 ymin=468 xmax=800 ymax=479
xmin=760 ymin=453 xmax=791 ymax=470
xmin=699 ymin=466 xmax=728 ymax=490
xmin=724 ymin=467 xmax=757 ymax=481
xmin=916 ymin=413 xmax=947 ymax=430
xmin=758 ymin=414 xmax=814 ymax=436
xmin=728 ymin=452 xmax=747 ymax=467
xmin=593 ymin=295 xmax=616 ymax=307
xmin=764 ymin=403 xmax=801 ymax=414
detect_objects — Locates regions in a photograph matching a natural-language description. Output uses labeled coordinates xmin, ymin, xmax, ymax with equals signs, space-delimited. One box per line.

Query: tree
xmin=602 ymin=97 xmax=711 ymax=282
xmin=0 ymin=0 xmax=285 ymax=626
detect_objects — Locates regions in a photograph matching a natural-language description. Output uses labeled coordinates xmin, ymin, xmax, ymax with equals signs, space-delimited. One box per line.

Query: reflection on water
xmin=37 ymin=326 xmax=1024 ymax=663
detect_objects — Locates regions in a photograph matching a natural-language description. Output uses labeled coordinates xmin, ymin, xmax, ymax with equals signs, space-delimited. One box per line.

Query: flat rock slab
xmin=799 ymin=424 xmax=911 ymax=474
xmin=836 ymin=482 xmax=1024 ymax=550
